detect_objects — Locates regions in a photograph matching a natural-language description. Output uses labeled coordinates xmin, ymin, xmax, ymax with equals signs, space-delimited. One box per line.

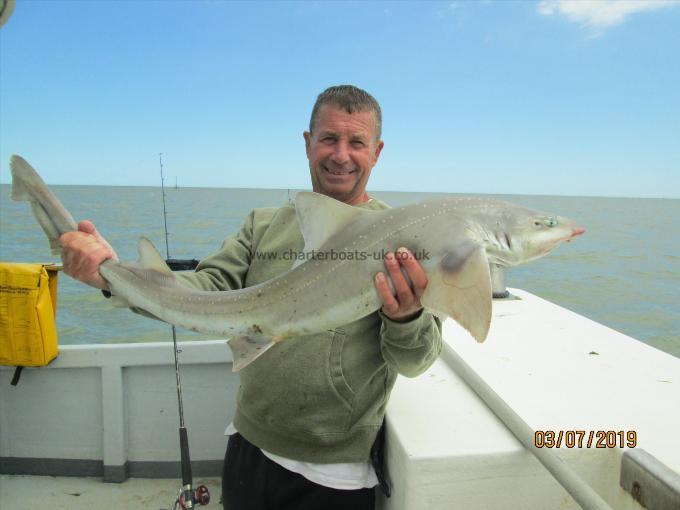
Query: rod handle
xmin=179 ymin=426 xmax=193 ymax=487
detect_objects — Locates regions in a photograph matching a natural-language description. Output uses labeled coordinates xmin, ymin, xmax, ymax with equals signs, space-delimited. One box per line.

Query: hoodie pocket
xmin=328 ymin=328 xmax=355 ymax=412
xmin=237 ymin=330 xmax=354 ymax=435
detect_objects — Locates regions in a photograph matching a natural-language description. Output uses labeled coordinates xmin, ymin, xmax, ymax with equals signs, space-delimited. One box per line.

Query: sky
xmin=0 ymin=0 xmax=679 ymax=198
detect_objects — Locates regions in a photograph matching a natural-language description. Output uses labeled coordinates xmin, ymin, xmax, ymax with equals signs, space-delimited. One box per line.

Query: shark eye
xmin=535 ymin=217 xmax=557 ymax=228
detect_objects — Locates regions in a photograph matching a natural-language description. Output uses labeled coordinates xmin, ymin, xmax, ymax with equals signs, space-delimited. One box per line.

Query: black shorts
xmin=221 ymin=433 xmax=376 ymax=510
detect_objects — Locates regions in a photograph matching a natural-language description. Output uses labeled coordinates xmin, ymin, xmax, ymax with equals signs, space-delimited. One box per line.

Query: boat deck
xmin=0 ymin=475 xmax=221 ymax=510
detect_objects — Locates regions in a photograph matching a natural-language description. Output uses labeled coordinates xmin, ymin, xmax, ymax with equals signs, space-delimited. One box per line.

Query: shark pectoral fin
xmin=421 ymin=242 xmax=492 ymax=342
xmin=136 ymin=237 xmax=174 ymax=276
xmin=228 ymin=331 xmax=276 ymax=372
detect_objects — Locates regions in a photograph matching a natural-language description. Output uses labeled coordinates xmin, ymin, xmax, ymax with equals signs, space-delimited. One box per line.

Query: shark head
xmin=478 ymin=203 xmax=585 ymax=267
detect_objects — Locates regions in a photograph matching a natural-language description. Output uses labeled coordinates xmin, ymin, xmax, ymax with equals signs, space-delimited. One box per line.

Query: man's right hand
xmin=59 ymin=220 xmax=117 ymax=290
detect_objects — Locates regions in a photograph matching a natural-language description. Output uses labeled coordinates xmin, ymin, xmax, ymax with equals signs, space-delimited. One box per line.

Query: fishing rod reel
xmin=168 ymin=424 xmax=210 ymax=509
xmin=171 ymin=483 xmax=211 ymax=510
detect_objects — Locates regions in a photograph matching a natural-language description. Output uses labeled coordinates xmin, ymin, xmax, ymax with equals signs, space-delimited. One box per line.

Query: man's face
xmin=304 ymin=105 xmax=384 ymax=205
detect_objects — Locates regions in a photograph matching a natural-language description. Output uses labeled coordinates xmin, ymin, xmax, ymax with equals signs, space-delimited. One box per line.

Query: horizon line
xmin=0 ymin=181 xmax=677 ymax=201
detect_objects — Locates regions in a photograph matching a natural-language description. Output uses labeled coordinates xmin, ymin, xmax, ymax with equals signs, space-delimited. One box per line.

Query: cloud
xmin=537 ymin=0 xmax=678 ymax=35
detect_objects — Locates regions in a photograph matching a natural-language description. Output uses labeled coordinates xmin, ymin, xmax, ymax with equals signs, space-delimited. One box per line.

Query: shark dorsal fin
xmin=137 ymin=237 xmax=174 ymax=275
xmin=294 ymin=192 xmax=374 ymax=253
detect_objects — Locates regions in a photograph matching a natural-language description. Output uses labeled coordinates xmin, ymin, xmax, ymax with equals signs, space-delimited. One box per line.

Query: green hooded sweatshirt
xmin=176 ymin=197 xmax=442 ymax=463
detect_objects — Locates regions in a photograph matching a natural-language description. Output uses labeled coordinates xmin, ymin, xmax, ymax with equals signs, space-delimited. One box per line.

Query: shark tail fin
xmin=30 ymin=202 xmax=64 ymax=256
xmin=11 ymin=155 xmax=78 ymax=256
xmin=10 ymin=161 xmax=32 ymax=202
xmin=228 ymin=330 xmax=276 ymax=372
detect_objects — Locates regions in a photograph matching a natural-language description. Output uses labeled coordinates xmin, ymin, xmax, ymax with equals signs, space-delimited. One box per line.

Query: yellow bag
xmin=0 ymin=263 xmax=60 ymax=384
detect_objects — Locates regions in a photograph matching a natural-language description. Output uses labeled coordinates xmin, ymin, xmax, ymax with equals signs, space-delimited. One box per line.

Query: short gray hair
xmin=309 ymin=85 xmax=382 ymax=141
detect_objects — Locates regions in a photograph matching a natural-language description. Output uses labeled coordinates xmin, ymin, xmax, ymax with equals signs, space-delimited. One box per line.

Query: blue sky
xmin=1 ymin=0 xmax=678 ymax=197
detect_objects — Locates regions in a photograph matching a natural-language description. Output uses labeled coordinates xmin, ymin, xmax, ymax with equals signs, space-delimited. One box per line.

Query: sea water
xmin=1 ymin=185 xmax=678 ymax=358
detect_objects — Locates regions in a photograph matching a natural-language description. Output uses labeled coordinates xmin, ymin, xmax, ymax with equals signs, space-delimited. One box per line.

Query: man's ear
xmin=373 ymin=140 xmax=384 ymax=165
xmin=303 ymin=131 xmax=312 ymax=158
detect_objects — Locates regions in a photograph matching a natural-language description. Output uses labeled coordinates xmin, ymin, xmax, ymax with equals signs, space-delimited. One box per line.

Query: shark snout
xmin=571 ymin=226 xmax=586 ymax=237
xmin=564 ymin=225 xmax=586 ymax=243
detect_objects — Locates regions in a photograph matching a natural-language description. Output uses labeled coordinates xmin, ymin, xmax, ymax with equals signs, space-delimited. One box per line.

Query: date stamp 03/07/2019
xmin=534 ymin=430 xmax=638 ymax=449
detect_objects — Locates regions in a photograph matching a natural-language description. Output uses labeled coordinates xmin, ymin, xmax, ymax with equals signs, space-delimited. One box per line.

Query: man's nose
xmin=330 ymin=140 xmax=350 ymax=164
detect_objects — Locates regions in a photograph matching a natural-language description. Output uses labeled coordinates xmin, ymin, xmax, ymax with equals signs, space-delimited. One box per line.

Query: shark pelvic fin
xmin=421 ymin=241 xmax=492 ymax=342
xmin=294 ymin=192 xmax=374 ymax=259
xmin=228 ymin=329 xmax=276 ymax=372
xmin=136 ymin=237 xmax=174 ymax=276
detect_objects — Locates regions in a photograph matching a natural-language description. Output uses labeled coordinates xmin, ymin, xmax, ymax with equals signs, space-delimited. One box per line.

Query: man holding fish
xmin=59 ymin=85 xmax=443 ymax=509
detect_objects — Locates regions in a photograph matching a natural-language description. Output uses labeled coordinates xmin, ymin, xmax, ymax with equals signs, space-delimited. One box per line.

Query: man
xmin=60 ymin=85 xmax=442 ymax=509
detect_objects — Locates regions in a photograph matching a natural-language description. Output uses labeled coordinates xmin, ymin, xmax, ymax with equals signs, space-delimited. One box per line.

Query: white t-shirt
xmin=225 ymin=423 xmax=378 ymax=490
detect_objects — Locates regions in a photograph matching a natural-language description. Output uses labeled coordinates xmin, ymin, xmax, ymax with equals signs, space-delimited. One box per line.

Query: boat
xmin=1 ymin=286 xmax=679 ymax=509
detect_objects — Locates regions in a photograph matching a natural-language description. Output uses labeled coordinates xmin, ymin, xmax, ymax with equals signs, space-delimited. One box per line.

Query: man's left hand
xmin=375 ymin=247 xmax=428 ymax=322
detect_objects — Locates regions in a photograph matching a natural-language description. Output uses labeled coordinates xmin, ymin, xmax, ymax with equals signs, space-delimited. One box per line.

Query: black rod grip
xmin=179 ymin=426 xmax=193 ymax=487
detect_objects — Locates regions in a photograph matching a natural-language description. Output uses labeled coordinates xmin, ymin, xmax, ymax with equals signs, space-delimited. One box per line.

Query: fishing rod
xmin=159 ymin=153 xmax=210 ymax=510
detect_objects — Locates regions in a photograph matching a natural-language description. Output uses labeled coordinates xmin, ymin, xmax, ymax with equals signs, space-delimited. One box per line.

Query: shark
xmin=10 ymin=154 xmax=584 ymax=371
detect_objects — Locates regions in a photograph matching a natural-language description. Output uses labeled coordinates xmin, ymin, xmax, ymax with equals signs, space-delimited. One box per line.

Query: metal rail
xmin=441 ymin=343 xmax=614 ymax=510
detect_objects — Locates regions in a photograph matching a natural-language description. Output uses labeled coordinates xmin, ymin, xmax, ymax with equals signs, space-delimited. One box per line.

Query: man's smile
xmin=323 ymin=165 xmax=356 ymax=176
